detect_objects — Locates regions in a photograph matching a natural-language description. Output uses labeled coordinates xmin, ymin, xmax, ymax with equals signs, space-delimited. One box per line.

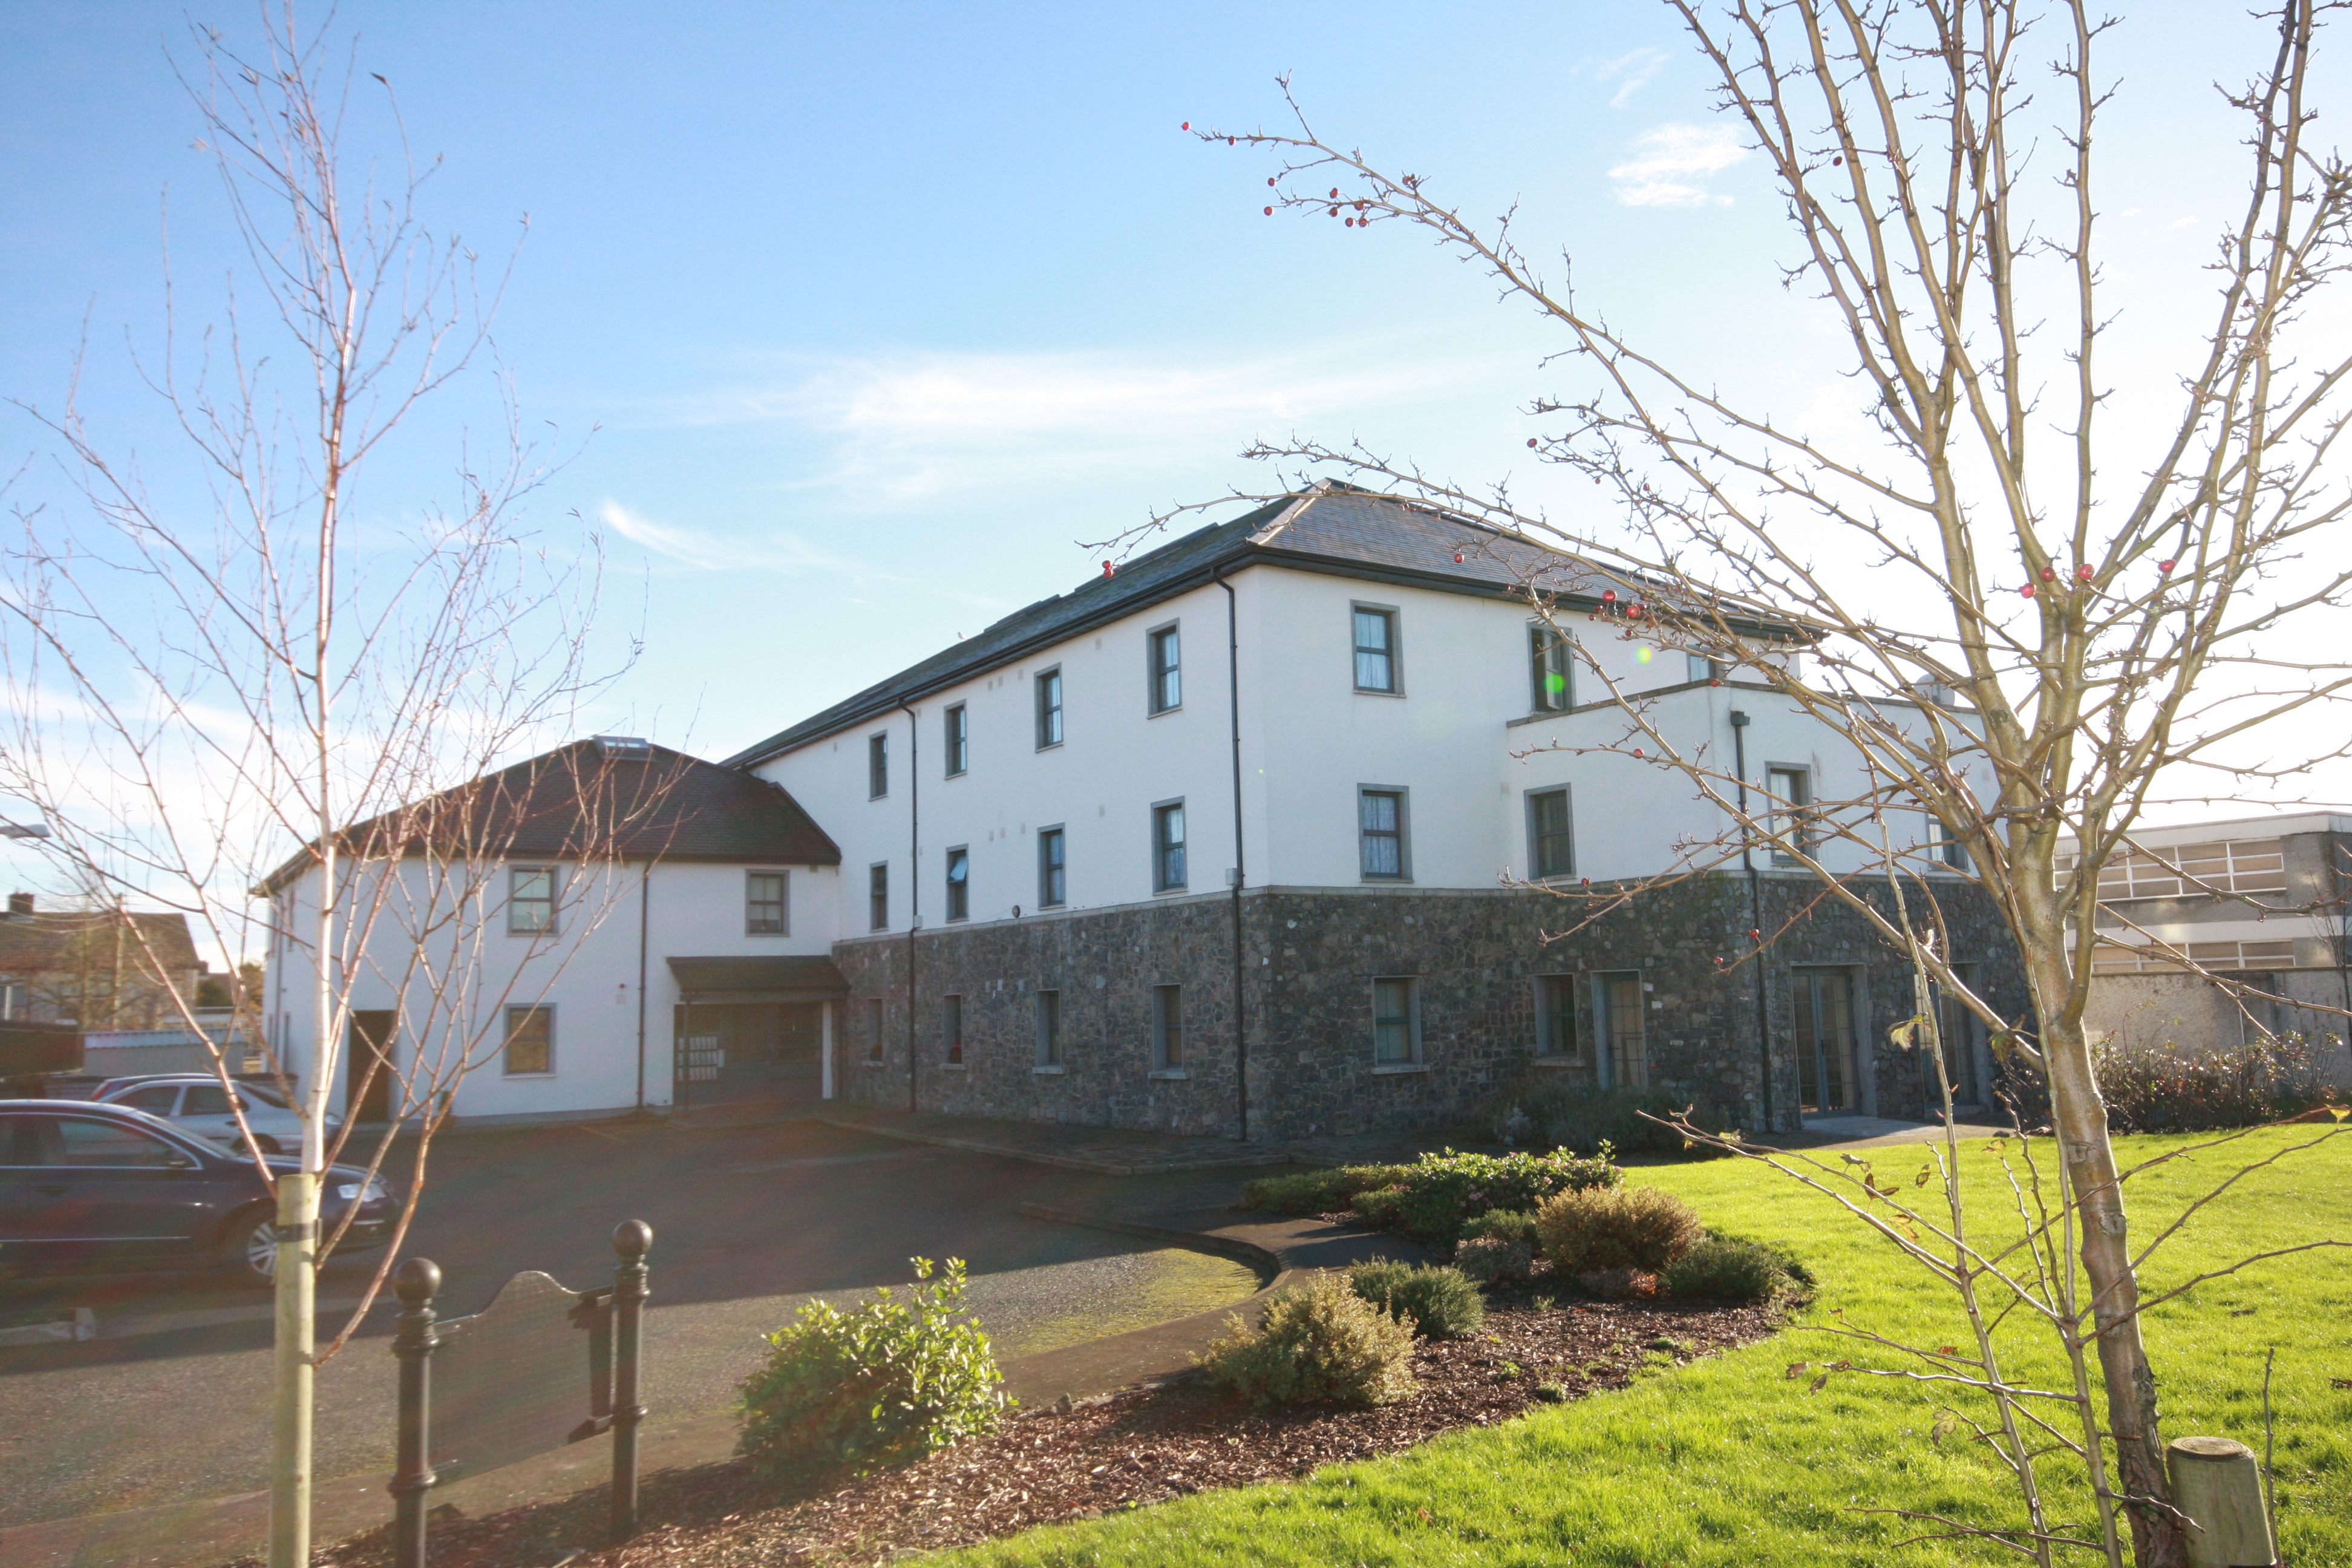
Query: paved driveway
xmin=0 ymin=1117 xmax=1264 ymax=1529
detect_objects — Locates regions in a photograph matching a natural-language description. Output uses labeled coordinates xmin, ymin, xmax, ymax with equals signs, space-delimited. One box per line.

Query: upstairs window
xmin=1148 ymin=624 xmax=1182 ymax=713
xmin=1527 ymin=788 xmax=1575 ymax=880
xmin=868 ymin=732 xmax=889 ymax=798
xmin=1353 ymin=607 xmax=1399 ymax=693
xmin=868 ymin=863 xmax=889 ymax=932
xmin=1766 ymin=765 xmax=1814 ymax=866
xmin=944 ymin=704 xmax=969 ymax=777
xmin=1152 ymin=800 xmax=1187 ymax=892
xmin=945 ymin=846 xmax=970 ymax=922
xmin=746 ymin=871 xmax=789 ymax=935
xmin=1359 ymin=788 xmax=1408 ymax=880
xmin=1038 ymin=826 xmax=1067 ymax=908
xmin=1530 ymin=626 xmax=1572 ymax=711
xmin=1686 ymin=652 xmax=1725 ymax=684
xmin=508 ymin=867 xmax=557 ymax=935
xmin=1035 ymin=667 xmax=1064 ymax=749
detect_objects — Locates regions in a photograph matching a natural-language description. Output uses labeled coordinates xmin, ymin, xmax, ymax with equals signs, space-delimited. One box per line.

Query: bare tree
xmin=0 ymin=10 xmax=652 ymax=1564
xmin=1160 ymin=2 xmax=2352 ymax=1561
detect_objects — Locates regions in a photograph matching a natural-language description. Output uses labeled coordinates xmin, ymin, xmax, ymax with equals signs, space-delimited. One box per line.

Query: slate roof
xmin=0 ymin=909 xmax=202 ymax=978
xmin=725 ymin=484 xmax=1705 ymax=767
xmin=257 ymin=740 xmax=839 ymax=893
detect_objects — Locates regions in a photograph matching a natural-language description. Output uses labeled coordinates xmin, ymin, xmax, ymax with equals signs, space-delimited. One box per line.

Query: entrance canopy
xmin=666 ymin=955 xmax=848 ymax=1005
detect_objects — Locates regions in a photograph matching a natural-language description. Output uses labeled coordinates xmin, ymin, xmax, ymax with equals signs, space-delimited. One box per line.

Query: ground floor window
xmin=503 ymin=1005 xmax=554 ymax=1076
xmin=1152 ymin=984 xmax=1183 ymax=1069
xmin=1036 ymin=989 xmax=1062 ymax=1067
xmin=1932 ymin=963 xmax=1982 ymax=1105
xmin=1793 ymin=967 xmax=1858 ymax=1112
xmin=1592 ymin=972 xmax=1646 ymax=1086
xmin=1372 ymin=976 xmax=1420 ymax=1065
xmin=865 ymin=998 xmax=885 ymax=1062
xmin=1536 ymin=974 xmax=1579 ymax=1059
xmin=942 ymin=994 xmax=964 ymax=1066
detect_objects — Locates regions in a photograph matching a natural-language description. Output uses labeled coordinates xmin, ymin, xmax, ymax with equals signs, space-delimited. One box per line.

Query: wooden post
xmin=388 ymin=1258 xmax=443 ymax=1568
xmin=609 ymin=1220 xmax=652 ymax=1546
xmin=2167 ymin=1436 xmax=2278 ymax=1568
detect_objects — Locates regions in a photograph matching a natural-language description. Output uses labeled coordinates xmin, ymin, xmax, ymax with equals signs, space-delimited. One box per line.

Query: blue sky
xmin=2 ymin=0 xmax=2335 ymax=784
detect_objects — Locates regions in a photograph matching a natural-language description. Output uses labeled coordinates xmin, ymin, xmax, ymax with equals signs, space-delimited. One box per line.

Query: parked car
xmin=0 ymin=1100 xmax=397 ymax=1281
xmin=93 ymin=1075 xmax=335 ymax=1154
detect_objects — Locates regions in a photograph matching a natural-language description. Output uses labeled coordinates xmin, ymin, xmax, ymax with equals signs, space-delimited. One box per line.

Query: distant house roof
xmin=724 ymin=484 xmax=1748 ymax=768
xmin=0 ymin=908 xmax=201 ymax=978
xmin=257 ymin=740 xmax=840 ymax=893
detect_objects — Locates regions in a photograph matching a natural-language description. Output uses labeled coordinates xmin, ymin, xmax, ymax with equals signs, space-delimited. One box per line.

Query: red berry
xmin=1264 ymin=206 xmax=1273 ymax=215
xmin=1834 ymin=155 xmax=1844 ymax=166
xmin=1749 ymin=928 xmax=1760 ymax=938
xmin=1181 ymin=122 xmax=1191 ymax=131
xmin=1345 ymin=217 xmax=1355 ymax=226
xmin=1633 ymin=747 xmax=1645 ymax=758
xmin=1330 ymin=207 xmax=1339 ymax=217
xmin=1227 ymin=137 xmax=1235 ymax=146
xmin=2022 ymin=584 xmax=2036 ymax=598
xmin=2158 ymin=558 xmax=2176 ymax=573
xmin=2039 ymin=566 xmax=2055 ymax=581
xmin=1267 ymin=177 xmax=1276 ymax=187
xmin=1453 ymin=552 xmax=1465 ymax=563
xmin=1602 ymin=589 xmax=1618 ymax=603
xmin=2076 ymin=564 xmax=2093 ymax=581
xmin=1330 ymin=188 xmax=1339 ymax=198
xmin=1526 ymin=437 xmax=1538 ymax=448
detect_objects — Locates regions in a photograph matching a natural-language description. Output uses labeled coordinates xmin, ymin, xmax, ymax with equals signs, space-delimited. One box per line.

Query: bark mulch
xmin=292 ymin=1287 xmax=1782 ymax=1568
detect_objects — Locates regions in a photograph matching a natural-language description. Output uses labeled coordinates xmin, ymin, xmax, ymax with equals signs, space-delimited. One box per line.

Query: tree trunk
xmin=267 ymin=1171 xmax=318 ymax=1568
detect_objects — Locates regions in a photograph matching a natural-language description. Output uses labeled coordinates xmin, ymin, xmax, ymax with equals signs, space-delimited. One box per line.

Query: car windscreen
xmin=185 ymin=1085 xmax=235 ymax=1115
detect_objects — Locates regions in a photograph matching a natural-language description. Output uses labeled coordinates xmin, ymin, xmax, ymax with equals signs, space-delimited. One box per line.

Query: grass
xmin=941 ymin=1126 xmax=2352 ymax=1567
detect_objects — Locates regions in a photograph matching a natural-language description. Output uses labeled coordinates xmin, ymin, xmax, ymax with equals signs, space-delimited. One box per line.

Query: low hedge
xmin=1238 ymin=1163 xmax=1416 ymax=1215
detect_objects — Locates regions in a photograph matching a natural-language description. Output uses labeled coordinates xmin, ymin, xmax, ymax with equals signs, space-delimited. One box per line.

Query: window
xmin=1037 ymin=826 xmax=1067 ymax=907
xmin=945 ymin=846 xmax=970 ymax=922
xmin=944 ymin=704 xmax=969 ymax=777
xmin=1537 ymin=975 xmax=1579 ymax=1058
xmin=1152 ymin=800 xmax=1187 ymax=891
xmin=2067 ymin=838 xmax=2288 ymax=901
xmin=942 ymin=994 xmax=964 ymax=1066
xmin=1766 ymin=765 xmax=1813 ymax=866
xmin=868 ymin=863 xmax=889 ymax=932
xmin=1527 ymin=788 xmax=1574 ymax=880
xmin=1372 ymin=977 xmax=1420 ymax=1065
xmin=1593 ymin=973 xmax=1647 ymax=1086
xmin=1530 ymin=626 xmax=1572 ymax=711
xmin=1035 ymin=989 xmax=1062 ymax=1067
xmin=1359 ymin=788 xmax=1409 ymax=880
xmin=503 ymin=1005 xmax=554 ymax=1076
xmin=184 ymin=1085 xmax=235 ymax=1116
xmin=1035 ymin=667 xmax=1064 ymax=748
xmin=1930 ymin=816 xmax=1971 ymax=871
xmin=746 ymin=871 xmax=789 ymax=935
xmin=868 ymin=732 xmax=889 ymax=798
xmin=1148 ymin=624 xmax=1182 ymax=713
xmin=508 ymin=867 xmax=556 ymax=935
xmin=1353 ymin=606 xmax=1399 ymax=693
xmin=1687 ymin=652 xmax=1723 ymax=684
xmin=52 ymin=1116 xmax=191 ymax=1168
xmin=119 ymin=1084 xmax=180 ymax=1113
xmin=1152 ymin=984 xmax=1184 ymax=1069
xmin=865 ymin=998 xmax=885 ymax=1062
xmin=0 ymin=980 xmax=23 ymax=1020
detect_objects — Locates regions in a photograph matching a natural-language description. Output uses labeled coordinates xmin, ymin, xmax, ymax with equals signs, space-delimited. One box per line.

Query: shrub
xmin=1238 ymin=1163 xmax=1415 ymax=1214
xmin=1576 ymin=1267 xmax=1659 ymax=1301
xmin=1459 ymin=1208 xmax=1539 ymax=1246
xmin=1535 ymin=1184 xmax=1704 ymax=1274
xmin=1453 ymin=1236 xmax=1536 ymax=1285
xmin=1198 ymin=1272 xmax=1419 ymax=1408
xmin=1385 ymin=1147 xmax=1622 ymax=1245
xmin=1489 ymin=1082 xmax=1732 ymax=1156
xmin=1703 ymin=1229 xmax=1817 ymax=1291
xmin=1349 ymin=1260 xmax=1487 ymax=1339
xmin=1658 ymin=1238 xmax=1789 ymax=1303
xmin=1350 ymin=1186 xmax=1406 ymax=1229
xmin=738 ymin=1257 xmax=1005 ymax=1475
xmin=1997 ymin=1031 xmax=2342 ymax=1134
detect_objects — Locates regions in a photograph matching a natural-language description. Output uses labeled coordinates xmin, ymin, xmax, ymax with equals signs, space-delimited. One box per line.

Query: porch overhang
xmin=667 ymin=955 xmax=849 ymax=1004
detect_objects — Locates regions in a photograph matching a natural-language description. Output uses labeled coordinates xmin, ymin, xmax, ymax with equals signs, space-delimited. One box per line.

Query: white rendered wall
xmin=268 ymin=857 xmax=841 ymax=1120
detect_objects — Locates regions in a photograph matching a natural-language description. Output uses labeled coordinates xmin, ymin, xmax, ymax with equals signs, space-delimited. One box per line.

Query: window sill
xmin=1529 ymin=1057 xmax=1590 ymax=1071
xmin=1359 ymin=875 xmax=1413 ymax=885
xmin=503 ymin=1071 xmax=557 ymax=1080
xmin=941 ymin=1061 xmax=968 ymax=1071
xmin=1032 ymin=1063 xmax=1065 ymax=1076
xmin=1152 ymin=886 xmax=1189 ymax=897
xmin=1353 ymin=687 xmax=1405 ymax=698
xmin=1370 ymin=1062 xmax=1430 ymax=1076
xmin=1035 ymin=742 xmax=1063 ymax=753
xmin=861 ymin=1060 xmax=887 ymax=1068
xmin=745 ymin=931 xmax=792 ymax=939
xmin=1148 ymin=1068 xmax=1190 ymax=1080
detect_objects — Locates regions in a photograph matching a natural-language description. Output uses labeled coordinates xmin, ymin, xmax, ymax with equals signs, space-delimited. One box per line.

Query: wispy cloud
xmin=598 ymin=500 xmax=890 ymax=578
xmin=1579 ymin=47 xmax=1671 ymax=108
xmin=656 ymin=344 xmax=1498 ymax=506
xmin=1609 ymin=122 xmax=1749 ymax=207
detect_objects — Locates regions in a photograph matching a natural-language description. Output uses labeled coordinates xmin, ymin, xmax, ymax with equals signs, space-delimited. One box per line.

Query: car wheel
xmin=221 ymin=1207 xmax=283 ymax=1284
xmin=252 ymin=1134 xmax=283 ymax=1155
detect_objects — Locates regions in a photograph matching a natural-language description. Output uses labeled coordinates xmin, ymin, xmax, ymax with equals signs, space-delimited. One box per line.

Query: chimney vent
xmin=7 ymin=892 xmax=33 ymax=918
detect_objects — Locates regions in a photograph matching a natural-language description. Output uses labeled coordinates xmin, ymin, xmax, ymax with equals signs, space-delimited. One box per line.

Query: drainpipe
xmin=634 ymin=864 xmax=649 ymax=1110
xmin=1216 ymin=566 xmax=1249 ymax=1143
xmin=1731 ymin=710 xmax=1774 ymax=1130
xmin=900 ymin=700 xmax=920 ymax=1114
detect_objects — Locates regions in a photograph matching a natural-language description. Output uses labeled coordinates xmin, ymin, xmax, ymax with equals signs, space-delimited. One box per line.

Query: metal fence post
xmin=389 ymin=1258 xmax=443 ymax=1568
xmin=609 ymin=1220 xmax=652 ymax=1546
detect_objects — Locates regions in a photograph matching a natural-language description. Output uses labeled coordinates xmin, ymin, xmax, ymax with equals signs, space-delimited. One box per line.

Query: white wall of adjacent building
xmin=267 ymin=857 xmax=843 ymax=1120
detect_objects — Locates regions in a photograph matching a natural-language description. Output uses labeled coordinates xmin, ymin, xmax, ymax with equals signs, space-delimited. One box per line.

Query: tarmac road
xmin=0 ymin=1116 xmax=1264 ymax=1529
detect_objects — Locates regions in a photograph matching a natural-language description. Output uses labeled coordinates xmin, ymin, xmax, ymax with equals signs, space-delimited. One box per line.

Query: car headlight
xmin=336 ymin=1179 xmax=387 ymax=1203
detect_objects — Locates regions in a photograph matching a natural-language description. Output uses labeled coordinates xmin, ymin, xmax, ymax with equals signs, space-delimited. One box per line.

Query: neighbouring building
xmin=266 ymin=486 xmax=2033 ymax=1136
xmin=0 ymin=895 xmax=203 ymax=1031
xmin=2058 ymin=815 xmax=2352 ymax=1076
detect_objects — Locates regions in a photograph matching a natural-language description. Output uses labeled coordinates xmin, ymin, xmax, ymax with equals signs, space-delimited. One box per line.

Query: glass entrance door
xmin=1794 ymin=969 xmax=1857 ymax=1114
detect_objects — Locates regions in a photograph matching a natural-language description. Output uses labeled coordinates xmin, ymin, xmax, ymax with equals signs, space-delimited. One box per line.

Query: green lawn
xmin=945 ymin=1127 xmax=2352 ymax=1567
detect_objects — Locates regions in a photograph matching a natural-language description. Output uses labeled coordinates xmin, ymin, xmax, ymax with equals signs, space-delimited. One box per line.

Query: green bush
xmin=1350 ymin=1186 xmax=1406 ymax=1229
xmin=1348 ymin=1260 xmax=1487 ymax=1339
xmin=1658 ymin=1237 xmax=1789 ymax=1303
xmin=1459 ymin=1207 xmax=1539 ymax=1246
xmin=1238 ymin=1163 xmax=1415 ymax=1214
xmin=1452 ymin=1235 xmax=1536 ymax=1285
xmin=1703 ymin=1229 xmax=1817 ymax=1290
xmin=737 ymin=1257 xmax=1005 ymax=1475
xmin=1535 ymin=1184 xmax=1704 ymax=1274
xmin=1387 ymin=1148 xmax=1622 ymax=1244
xmin=2005 ymin=1033 xmax=2342 ymax=1134
xmin=1198 ymin=1272 xmax=1419 ymax=1408
xmin=1490 ymin=1082 xmax=1721 ymax=1155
